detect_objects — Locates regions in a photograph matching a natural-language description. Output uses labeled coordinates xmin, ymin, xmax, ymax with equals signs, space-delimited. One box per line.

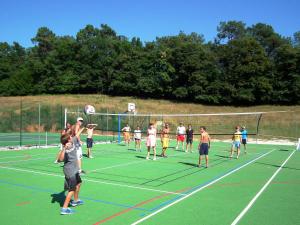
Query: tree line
xmin=0 ymin=21 xmax=299 ymax=105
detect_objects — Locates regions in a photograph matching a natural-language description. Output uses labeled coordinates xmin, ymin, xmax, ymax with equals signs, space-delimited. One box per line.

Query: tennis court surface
xmin=0 ymin=141 xmax=299 ymax=225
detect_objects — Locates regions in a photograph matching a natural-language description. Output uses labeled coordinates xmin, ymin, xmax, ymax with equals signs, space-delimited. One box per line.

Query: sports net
xmin=66 ymin=110 xmax=268 ymax=143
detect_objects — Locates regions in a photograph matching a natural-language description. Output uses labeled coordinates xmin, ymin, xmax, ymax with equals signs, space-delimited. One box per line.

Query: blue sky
xmin=0 ymin=0 xmax=299 ymax=47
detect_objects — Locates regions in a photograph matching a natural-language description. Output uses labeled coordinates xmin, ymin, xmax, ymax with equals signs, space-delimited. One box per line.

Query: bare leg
xmin=146 ymin=147 xmax=150 ymax=159
xmin=198 ymin=155 xmax=202 ymax=167
xmin=153 ymin=147 xmax=156 ymax=160
xmin=74 ymin=183 xmax=81 ymax=201
xmin=63 ymin=191 xmax=74 ymax=208
xmin=205 ymin=155 xmax=209 ymax=168
xmin=237 ymin=147 xmax=240 ymax=159
xmin=230 ymin=146 xmax=234 ymax=158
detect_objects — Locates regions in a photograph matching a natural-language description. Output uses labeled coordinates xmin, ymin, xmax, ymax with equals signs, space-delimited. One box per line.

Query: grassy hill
xmin=0 ymin=95 xmax=299 ymax=141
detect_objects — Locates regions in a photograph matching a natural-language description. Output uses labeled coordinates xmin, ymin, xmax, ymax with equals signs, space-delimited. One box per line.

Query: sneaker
xmin=54 ymin=160 xmax=58 ymax=164
xmin=153 ymin=157 xmax=157 ymax=161
xmin=146 ymin=156 xmax=149 ymax=160
xmin=71 ymin=200 xmax=84 ymax=207
xmin=60 ymin=207 xmax=75 ymax=215
xmin=175 ymin=146 xmax=178 ymax=150
xmin=89 ymin=156 xmax=94 ymax=159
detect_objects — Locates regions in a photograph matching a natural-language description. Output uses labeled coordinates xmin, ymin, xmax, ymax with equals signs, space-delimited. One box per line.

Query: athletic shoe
xmin=60 ymin=207 xmax=75 ymax=215
xmin=146 ymin=156 xmax=149 ymax=160
xmin=54 ymin=160 xmax=58 ymax=164
xmin=153 ymin=157 xmax=157 ymax=161
xmin=89 ymin=156 xmax=94 ymax=159
xmin=175 ymin=146 xmax=178 ymax=150
xmin=71 ymin=200 xmax=84 ymax=207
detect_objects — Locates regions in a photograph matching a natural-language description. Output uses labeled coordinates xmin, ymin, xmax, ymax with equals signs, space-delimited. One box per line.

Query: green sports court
xmin=0 ymin=139 xmax=299 ymax=225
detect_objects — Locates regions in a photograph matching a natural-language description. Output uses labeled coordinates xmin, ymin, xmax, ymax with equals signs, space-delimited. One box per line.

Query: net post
xmin=256 ymin=113 xmax=263 ymax=144
xmin=118 ymin=114 xmax=121 ymax=144
xmin=38 ymin=103 xmax=41 ymax=147
xmin=20 ymin=97 xmax=22 ymax=148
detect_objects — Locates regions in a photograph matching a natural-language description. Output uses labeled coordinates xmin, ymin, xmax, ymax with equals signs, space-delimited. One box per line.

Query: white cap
xmin=77 ymin=117 xmax=83 ymax=122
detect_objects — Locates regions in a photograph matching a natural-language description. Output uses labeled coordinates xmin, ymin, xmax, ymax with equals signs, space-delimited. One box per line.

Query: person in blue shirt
xmin=241 ymin=126 xmax=248 ymax=153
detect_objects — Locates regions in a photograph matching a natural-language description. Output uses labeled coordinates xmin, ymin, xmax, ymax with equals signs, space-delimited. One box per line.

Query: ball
xmin=84 ymin=105 xmax=95 ymax=115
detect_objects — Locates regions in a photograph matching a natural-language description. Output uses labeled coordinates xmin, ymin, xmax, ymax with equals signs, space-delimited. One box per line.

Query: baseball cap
xmin=77 ymin=117 xmax=83 ymax=122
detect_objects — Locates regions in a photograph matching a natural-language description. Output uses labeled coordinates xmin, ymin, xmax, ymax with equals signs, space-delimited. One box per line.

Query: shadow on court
xmin=178 ymin=162 xmax=198 ymax=167
xmin=255 ymin=161 xmax=300 ymax=170
xmin=51 ymin=190 xmax=66 ymax=207
xmin=215 ymin=154 xmax=231 ymax=159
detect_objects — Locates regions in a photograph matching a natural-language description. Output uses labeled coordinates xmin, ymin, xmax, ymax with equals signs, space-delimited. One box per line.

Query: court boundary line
xmin=131 ymin=149 xmax=275 ymax=225
xmin=231 ymin=150 xmax=296 ymax=225
xmin=0 ymin=165 xmax=186 ymax=196
xmin=0 ymin=179 xmax=149 ymax=212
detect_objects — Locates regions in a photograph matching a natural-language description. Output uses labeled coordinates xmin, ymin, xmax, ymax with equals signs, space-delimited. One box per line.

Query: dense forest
xmin=0 ymin=21 xmax=299 ymax=105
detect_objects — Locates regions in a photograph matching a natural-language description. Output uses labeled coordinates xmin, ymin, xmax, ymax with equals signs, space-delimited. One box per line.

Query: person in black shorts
xmin=59 ymin=127 xmax=86 ymax=215
xmin=185 ymin=124 xmax=194 ymax=153
xmin=198 ymin=126 xmax=211 ymax=168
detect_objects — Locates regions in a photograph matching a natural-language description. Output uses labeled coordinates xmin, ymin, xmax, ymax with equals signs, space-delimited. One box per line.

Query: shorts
xmin=135 ymin=138 xmax=141 ymax=141
xmin=162 ymin=138 xmax=169 ymax=148
xmin=199 ymin=143 xmax=209 ymax=155
xmin=242 ymin=139 xmax=247 ymax=144
xmin=124 ymin=132 xmax=130 ymax=141
xmin=177 ymin=135 xmax=185 ymax=142
xmin=186 ymin=138 xmax=193 ymax=144
xmin=64 ymin=173 xmax=82 ymax=191
xmin=77 ymin=146 xmax=83 ymax=160
xmin=146 ymin=136 xmax=156 ymax=147
xmin=87 ymin=138 xmax=93 ymax=148
xmin=232 ymin=141 xmax=241 ymax=148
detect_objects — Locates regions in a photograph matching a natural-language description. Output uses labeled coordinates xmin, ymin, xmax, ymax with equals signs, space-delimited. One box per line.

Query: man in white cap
xmin=72 ymin=117 xmax=85 ymax=174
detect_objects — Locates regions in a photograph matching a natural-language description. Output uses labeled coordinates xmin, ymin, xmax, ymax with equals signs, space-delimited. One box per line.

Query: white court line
xmin=131 ymin=149 xmax=275 ymax=225
xmin=0 ymin=156 xmax=54 ymax=164
xmin=89 ymin=152 xmax=186 ymax=173
xmin=0 ymin=152 xmax=57 ymax=160
xmin=231 ymin=150 xmax=296 ymax=225
xmin=0 ymin=165 xmax=186 ymax=196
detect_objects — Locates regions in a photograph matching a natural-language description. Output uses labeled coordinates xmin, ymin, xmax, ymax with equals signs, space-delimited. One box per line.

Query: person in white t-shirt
xmin=134 ymin=126 xmax=142 ymax=151
xmin=176 ymin=122 xmax=186 ymax=151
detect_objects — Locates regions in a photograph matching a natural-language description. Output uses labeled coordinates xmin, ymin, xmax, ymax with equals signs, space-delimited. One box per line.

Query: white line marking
xmin=231 ymin=150 xmax=296 ymax=225
xmin=0 ymin=156 xmax=54 ymax=164
xmin=0 ymin=165 xmax=185 ymax=196
xmin=89 ymin=152 xmax=185 ymax=173
xmin=131 ymin=149 xmax=275 ymax=225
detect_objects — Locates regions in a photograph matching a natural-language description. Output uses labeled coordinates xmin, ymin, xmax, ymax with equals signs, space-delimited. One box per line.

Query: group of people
xmin=122 ymin=122 xmax=248 ymax=166
xmin=56 ymin=117 xmax=96 ymax=215
xmin=121 ymin=122 xmax=214 ymax=167
xmin=58 ymin=119 xmax=248 ymax=215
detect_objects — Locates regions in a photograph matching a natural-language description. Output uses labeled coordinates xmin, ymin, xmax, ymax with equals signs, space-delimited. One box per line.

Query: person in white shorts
xmin=134 ymin=126 xmax=142 ymax=151
xmin=146 ymin=123 xmax=157 ymax=160
xmin=72 ymin=117 xmax=85 ymax=174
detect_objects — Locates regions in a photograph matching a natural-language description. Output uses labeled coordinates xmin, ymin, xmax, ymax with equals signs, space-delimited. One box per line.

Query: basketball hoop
xmin=128 ymin=103 xmax=136 ymax=113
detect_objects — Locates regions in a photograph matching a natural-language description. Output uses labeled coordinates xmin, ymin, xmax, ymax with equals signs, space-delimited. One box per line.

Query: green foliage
xmin=0 ymin=22 xmax=299 ymax=105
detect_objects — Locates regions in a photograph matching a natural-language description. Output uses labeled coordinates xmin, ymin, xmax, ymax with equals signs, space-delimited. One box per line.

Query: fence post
xmin=118 ymin=114 xmax=121 ymax=144
xmin=20 ymin=98 xmax=22 ymax=148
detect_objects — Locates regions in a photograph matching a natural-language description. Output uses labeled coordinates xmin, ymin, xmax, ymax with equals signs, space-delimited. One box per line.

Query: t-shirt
xmin=177 ymin=126 xmax=186 ymax=135
xmin=186 ymin=129 xmax=194 ymax=139
xmin=134 ymin=129 xmax=142 ymax=139
xmin=123 ymin=126 xmax=131 ymax=132
xmin=87 ymin=128 xmax=93 ymax=139
xmin=233 ymin=131 xmax=242 ymax=142
xmin=241 ymin=130 xmax=248 ymax=140
xmin=63 ymin=136 xmax=79 ymax=178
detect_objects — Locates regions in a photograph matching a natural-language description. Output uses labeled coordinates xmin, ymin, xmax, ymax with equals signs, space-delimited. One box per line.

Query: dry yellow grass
xmin=1 ymin=94 xmax=299 ymax=113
